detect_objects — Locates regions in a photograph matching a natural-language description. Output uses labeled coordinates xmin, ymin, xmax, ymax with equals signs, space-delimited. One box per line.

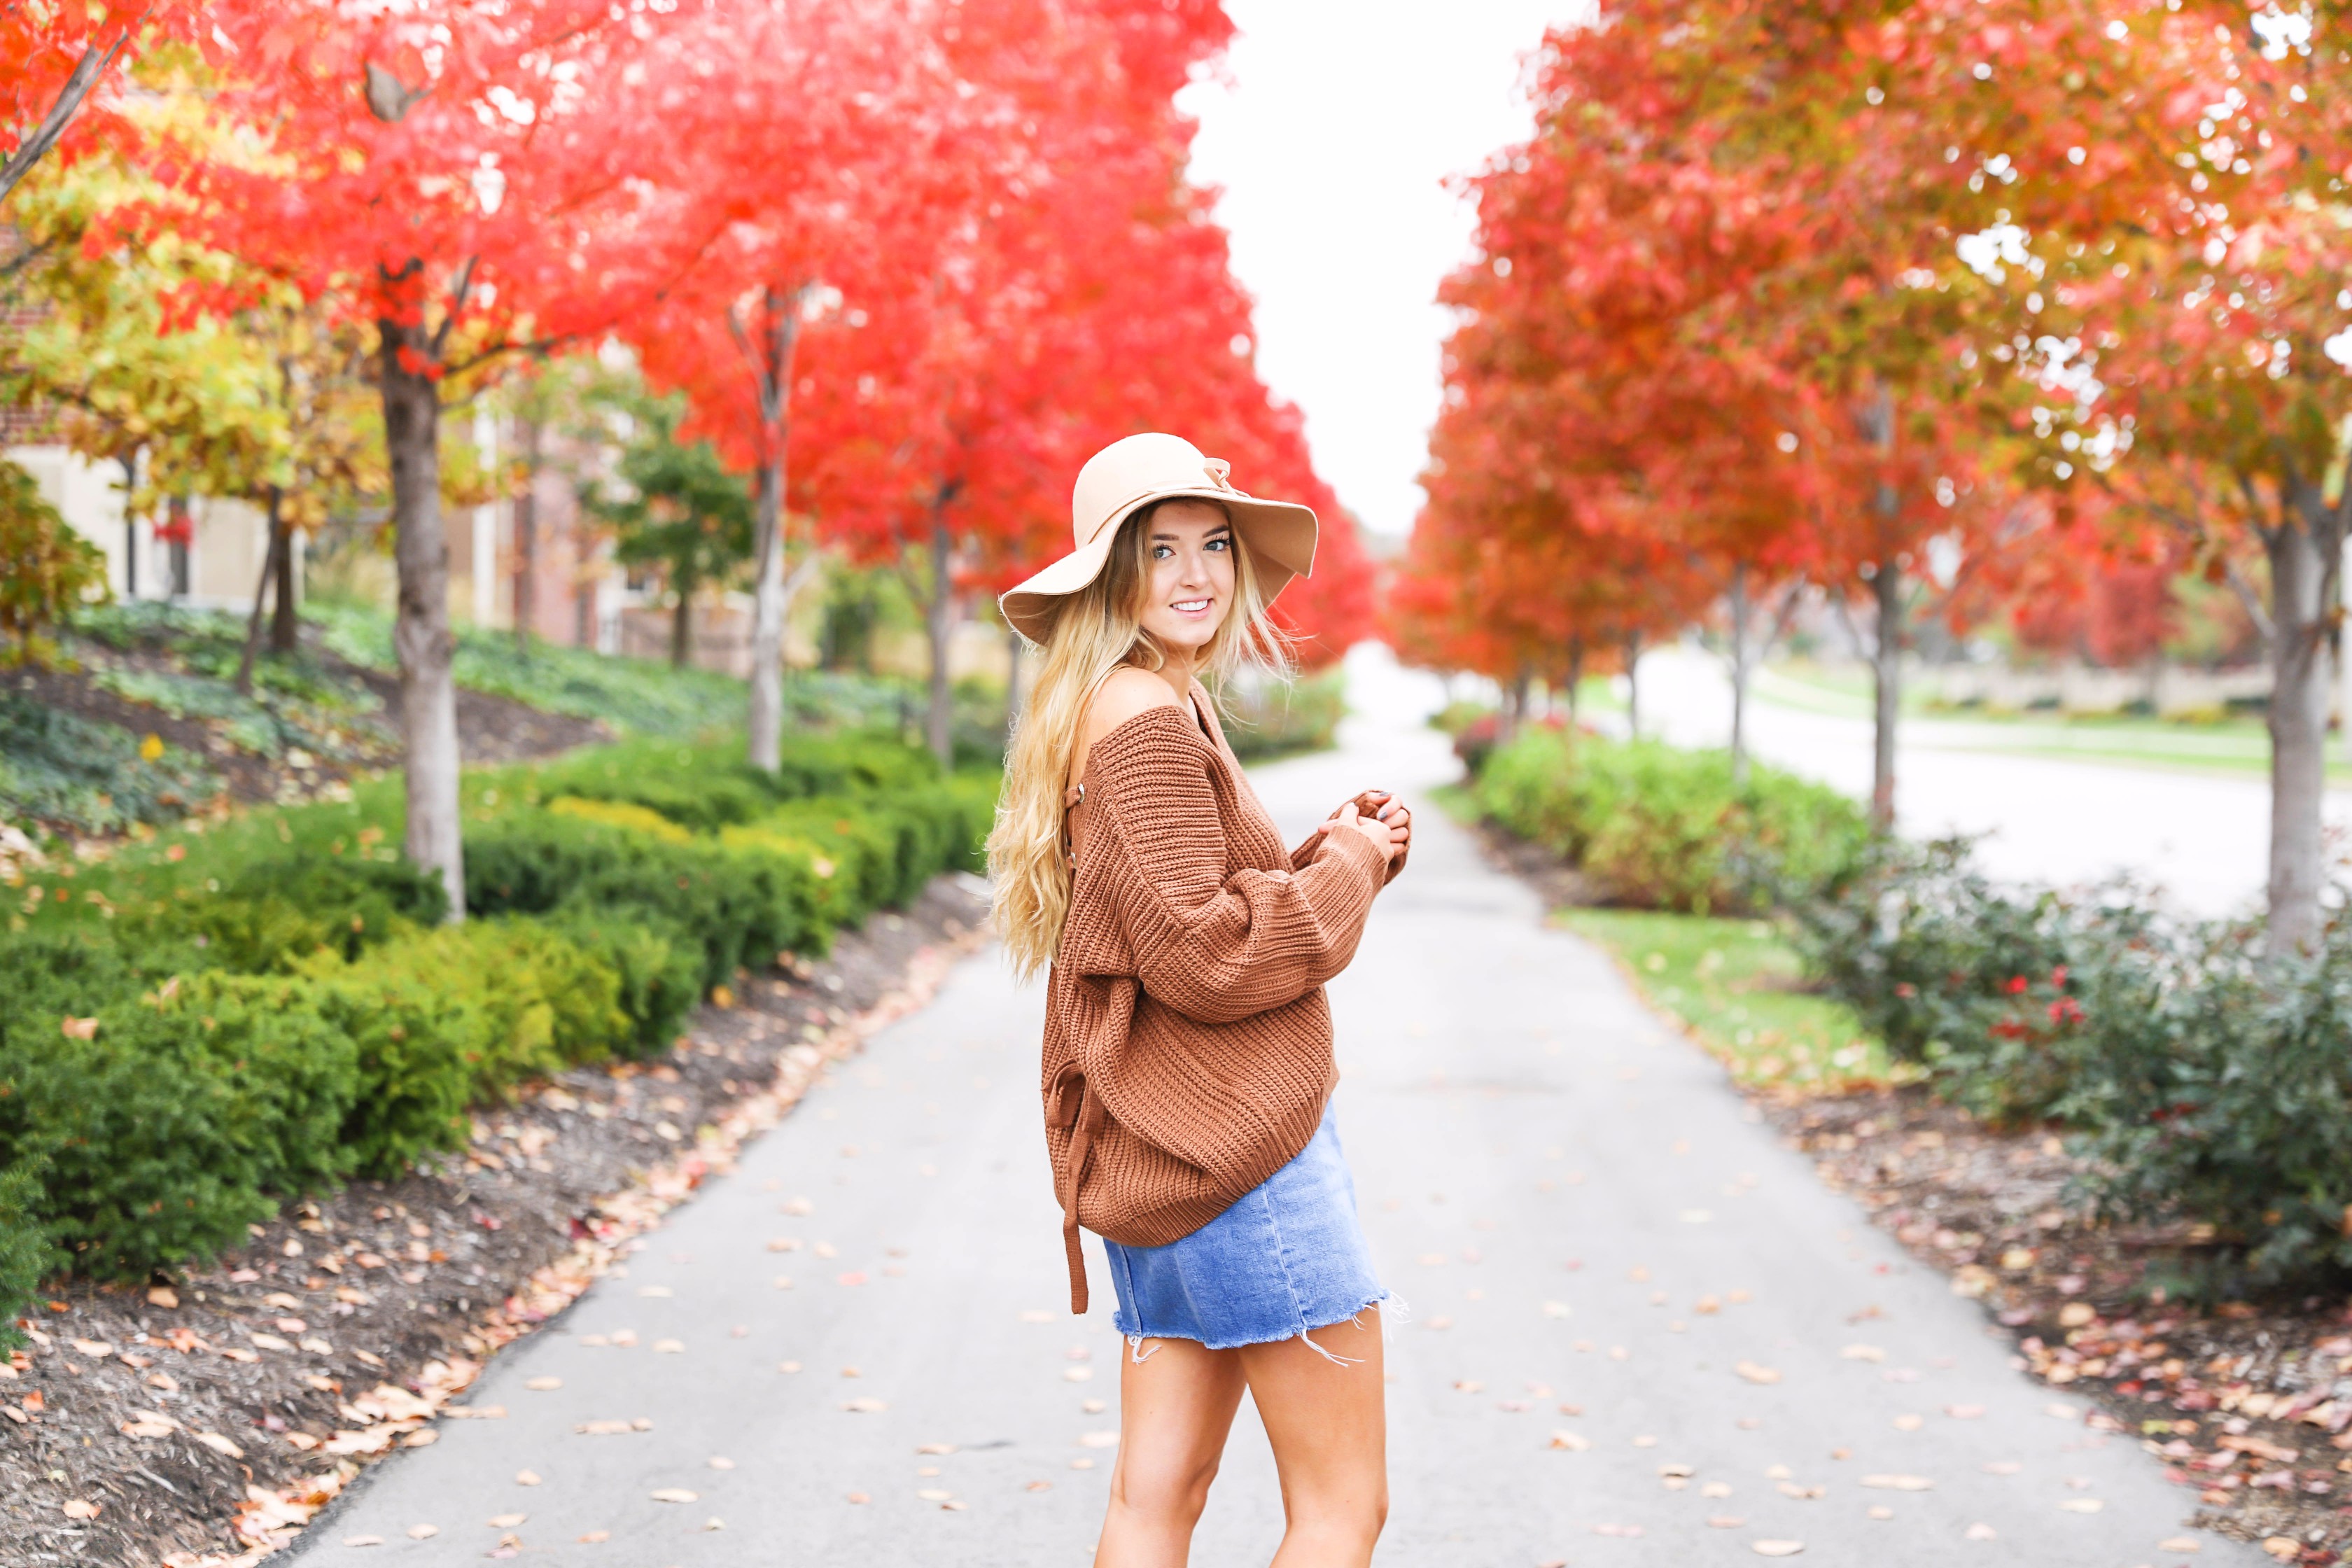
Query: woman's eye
xmin=1152 ymin=545 xmax=1173 ymax=559
xmin=1207 ymin=537 xmax=1230 ymax=551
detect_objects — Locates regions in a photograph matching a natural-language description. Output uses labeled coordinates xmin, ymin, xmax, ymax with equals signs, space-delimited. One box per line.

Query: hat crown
xmin=1072 ymin=433 xmax=1232 ymax=547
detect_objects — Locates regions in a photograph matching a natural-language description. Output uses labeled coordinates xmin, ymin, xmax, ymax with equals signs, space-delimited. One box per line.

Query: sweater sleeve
xmin=1091 ymin=712 xmax=1387 ymax=1026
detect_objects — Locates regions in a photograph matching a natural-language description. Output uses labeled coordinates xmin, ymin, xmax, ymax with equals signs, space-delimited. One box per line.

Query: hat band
xmin=1078 ymin=461 xmax=1247 ymax=547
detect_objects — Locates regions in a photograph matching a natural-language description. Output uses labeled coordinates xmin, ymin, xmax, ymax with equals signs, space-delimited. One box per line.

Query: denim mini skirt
xmin=1101 ymin=1102 xmax=1390 ymax=1356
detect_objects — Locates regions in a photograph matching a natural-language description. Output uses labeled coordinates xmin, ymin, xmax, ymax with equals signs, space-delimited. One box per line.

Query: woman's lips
xmin=1171 ymin=598 xmax=1212 ymax=614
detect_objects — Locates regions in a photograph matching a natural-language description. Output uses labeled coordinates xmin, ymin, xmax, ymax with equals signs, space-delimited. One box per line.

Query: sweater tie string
xmin=1048 ymin=1060 xmax=1105 ymax=1314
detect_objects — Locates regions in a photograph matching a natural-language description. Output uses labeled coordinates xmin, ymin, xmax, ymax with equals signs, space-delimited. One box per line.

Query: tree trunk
xmin=741 ymin=285 xmax=808 ymax=775
xmin=1502 ymin=667 xmax=1528 ymax=744
xmin=1623 ymin=633 xmax=1643 ymax=738
xmin=235 ymin=485 xmax=285 ymax=696
xmin=671 ymin=582 xmax=694 ymax=669
xmin=1728 ymin=561 xmax=1752 ymax=785
xmin=270 ymin=498 xmax=298 ymax=653
xmin=512 ymin=412 xmax=541 ymax=654
xmin=1564 ymin=636 xmax=1584 ymax=724
xmin=2266 ymin=516 xmax=2333 ymax=956
xmin=119 ymin=454 xmax=138 ymax=598
xmin=925 ymin=512 xmax=957 ymax=767
xmin=379 ymin=318 xmax=465 ymax=919
xmin=1004 ymin=622 xmax=1025 ymax=741
xmin=1869 ymin=559 xmax=1902 ymax=832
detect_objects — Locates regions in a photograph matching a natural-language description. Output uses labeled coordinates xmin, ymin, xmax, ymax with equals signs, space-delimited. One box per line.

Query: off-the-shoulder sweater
xmin=1040 ymin=687 xmax=1394 ymax=1313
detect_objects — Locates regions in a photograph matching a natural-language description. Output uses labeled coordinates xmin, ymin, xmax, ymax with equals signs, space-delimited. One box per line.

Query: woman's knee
xmin=1110 ymin=1450 xmax=1222 ymax=1525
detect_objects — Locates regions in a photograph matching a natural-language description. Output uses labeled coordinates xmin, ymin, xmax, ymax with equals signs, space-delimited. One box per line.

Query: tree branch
xmin=0 ymin=18 xmax=142 ymax=208
xmin=426 ymin=255 xmax=480 ymax=361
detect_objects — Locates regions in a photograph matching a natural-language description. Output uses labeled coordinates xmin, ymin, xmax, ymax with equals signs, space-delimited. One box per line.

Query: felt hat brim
xmin=1000 ymin=488 xmax=1317 ymax=644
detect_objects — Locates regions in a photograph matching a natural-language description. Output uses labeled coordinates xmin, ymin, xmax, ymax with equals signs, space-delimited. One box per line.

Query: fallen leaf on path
xmin=1891 ymin=1414 xmax=1924 ymax=1431
xmin=917 ymin=1489 xmax=953 ymax=1502
xmin=148 ymin=1286 xmax=178 ymax=1309
xmin=515 ymin=1471 xmax=541 ymax=1486
xmin=1860 ymin=1475 xmax=1933 ymax=1491
xmin=778 ymin=1361 xmax=802 ymax=1373
xmin=1078 ymin=1431 xmax=1119 ymax=1448
xmin=406 ymin=1524 xmax=438 ymax=1540
xmin=917 ymin=1442 xmax=958 ymax=1455
xmin=649 ymin=1488 xmax=698 ymax=1504
xmin=1018 ymin=1310 xmax=1054 ymax=1322
xmin=846 ymin=1493 xmax=869 ymax=1504
xmin=1632 ymin=1435 xmax=1658 ymax=1448
xmin=708 ymin=1456 xmax=735 ymax=1470
xmin=1542 ymin=1301 xmax=1571 ymax=1318
xmin=2262 ymin=1539 xmax=2300 ymax=1561
xmin=2157 ymin=1538 xmax=2201 ymax=1553
xmin=2043 ymin=1402 xmax=2080 ymax=1420
xmin=1702 ymin=1482 xmax=1732 ymax=1498
xmin=1735 ymin=1362 xmax=1781 ymax=1385
xmin=1775 ymin=1482 xmax=1824 ymax=1499
xmin=1591 ymin=1522 xmax=1644 ymax=1537
xmin=1548 ymin=1430 xmax=1590 ymax=1451
xmin=1866 ymin=1506 xmax=1893 ymax=1520
xmin=577 ymin=1532 xmax=610 ymax=1544
xmin=1945 ymin=1404 xmax=1985 ymax=1420
xmin=836 ymin=1271 xmax=869 ymax=1286
xmin=638 ymin=1286 xmax=673 ymax=1298
xmin=1964 ymin=1522 xmax=1997 ymax=1540
xmin=60 ymin=1499 xmax=99 ymax=1520
xmin=487 ymin=1513 xmax=526 ymax=1527
xmin=841 ymin=1398 xmax=887 ymax=1413
xmin=1751 ymin=1540 xmax=1804 ymax=1556
xmin=1452 ymin=1380 xmax=1484 ymax=1393
xmin=2057 ymin=1499 xmax=2103 ymax=1513
xmin=1707 ymin=1516 xmax=1745 ymax=1528
xmin=653 ymin=1339 xmax=684 ymax=1354
xmin=1027 ymin=1480 xmax=1052 ymax=1492
xmin=1425 ymin=1315 xmax=1453 ymax=1330
xmin=195 ymin=1431 xmax=245 ymax=1458
xmin=525 ymin=1377 xmax=562 ymax=1392
xmin=1981 ymin=1461 xmax=2021 ymax=1476
xmin=1840 ymin=1345 xmax=1885 ymax=1362
xmin=343 ymin=1535 xmax=383 ymax=1547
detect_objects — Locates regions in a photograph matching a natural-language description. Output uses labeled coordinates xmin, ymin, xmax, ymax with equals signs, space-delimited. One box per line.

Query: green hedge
xmin=1476 ymin=727 xmax=1869 ymax=913
xmin=1792 ymin=835 xmax=2352 ymax=1292
xmin=0 ymin=729 xmax=995 ymax=1308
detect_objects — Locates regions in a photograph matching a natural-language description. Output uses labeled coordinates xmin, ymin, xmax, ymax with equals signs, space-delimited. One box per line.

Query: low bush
xmin=1222 ymin=668 xmax=1348 ymax=762
xmin=0 ymin=688 xmax=223 ymax=835
xmin=1477 ymin=729 xmax=1869 ymax=913
xmin=0 ymin=722 xmax=991 ymax=1292
xmin=0 ymin=1160 xmax=44 ymax=1347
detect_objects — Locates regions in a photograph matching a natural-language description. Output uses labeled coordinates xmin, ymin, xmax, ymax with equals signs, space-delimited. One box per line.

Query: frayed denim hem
xmin=1124 ymin=1289 xmax=1394 ymax=1366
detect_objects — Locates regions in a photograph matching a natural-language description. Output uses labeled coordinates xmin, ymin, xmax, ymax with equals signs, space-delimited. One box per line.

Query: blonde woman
xmin=990 ymin=433 xmax=1411 ymax=1568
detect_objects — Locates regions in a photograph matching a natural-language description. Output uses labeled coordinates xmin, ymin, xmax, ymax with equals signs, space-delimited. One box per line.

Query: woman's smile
xmin=1171 ymin=597 xmax=1213 ymax=615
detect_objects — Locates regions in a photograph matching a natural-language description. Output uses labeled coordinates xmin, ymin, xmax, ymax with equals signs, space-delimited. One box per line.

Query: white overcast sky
xmin=1179 ymin=1 xmax=1581 ymax=542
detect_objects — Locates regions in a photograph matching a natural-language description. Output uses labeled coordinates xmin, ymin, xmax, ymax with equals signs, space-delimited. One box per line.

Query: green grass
xmin=1558 ymin=908 xmax=1902 ymax=1093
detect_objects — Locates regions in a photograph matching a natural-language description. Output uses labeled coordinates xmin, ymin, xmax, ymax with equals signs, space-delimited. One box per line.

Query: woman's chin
xmin=1145 ymin=617 xmax=1224 ymax=654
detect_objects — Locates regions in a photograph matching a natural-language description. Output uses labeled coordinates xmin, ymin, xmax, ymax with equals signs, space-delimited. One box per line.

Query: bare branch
xmin=2222 ymin=556 xmax=2278 ymax=650
xmin=426 ymin=255 xmax=480 ymax=360
xmin=0 ymin=17 xmax=144 ymax=208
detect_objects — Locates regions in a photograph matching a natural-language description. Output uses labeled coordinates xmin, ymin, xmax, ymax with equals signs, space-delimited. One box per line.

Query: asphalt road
xmin=293 ymin=650 xmax=2258 ymax=1567
xmin=1628 ymin=645 xmax=2343 ymax=918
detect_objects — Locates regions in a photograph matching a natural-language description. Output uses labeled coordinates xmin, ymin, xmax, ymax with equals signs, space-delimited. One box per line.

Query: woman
xmin=988 ymin=432 xmax=1411 ymax=1568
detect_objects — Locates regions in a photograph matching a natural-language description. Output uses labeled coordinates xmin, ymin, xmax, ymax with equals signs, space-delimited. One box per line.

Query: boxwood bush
xmin=0 ymin=728 xmax=995 ymax=1317
xmin=1476 ymin=727 xmax=1869 ymax=913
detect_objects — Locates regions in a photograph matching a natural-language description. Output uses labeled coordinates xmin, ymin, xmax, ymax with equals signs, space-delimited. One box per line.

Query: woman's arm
xmin=1088 ymin=710 xmax=1390 ymax=1025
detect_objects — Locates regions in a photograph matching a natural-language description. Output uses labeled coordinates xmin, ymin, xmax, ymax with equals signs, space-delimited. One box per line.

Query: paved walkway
xmin=294 ymin=651 xmax=2258 ymax=1567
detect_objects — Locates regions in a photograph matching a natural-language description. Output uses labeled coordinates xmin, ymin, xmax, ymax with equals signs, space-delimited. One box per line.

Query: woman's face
xmin=1133 ymin=499 xmax=1237 ymax=657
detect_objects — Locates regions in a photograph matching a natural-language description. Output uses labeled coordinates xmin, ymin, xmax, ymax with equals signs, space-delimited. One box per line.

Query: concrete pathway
xmin=293 ymin=648 xmax=2258 ymax=1567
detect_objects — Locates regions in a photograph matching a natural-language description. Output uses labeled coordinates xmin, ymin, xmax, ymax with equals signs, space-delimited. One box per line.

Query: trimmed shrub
xmin=1222 ymin=668 xmax=1348 ymax=762
xmin=1478 ymin=729 xmax=1868 ymax=913
xmin=0 ymin=1160 xmax=48 ymax=1348
xmin=131 ymin=851 xmax=449 ymax=972
xmin=0 ymin=933 xmax=359 ymax=1280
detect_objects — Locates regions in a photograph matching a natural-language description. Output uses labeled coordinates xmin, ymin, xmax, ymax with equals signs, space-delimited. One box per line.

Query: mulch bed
xmin=13 ymin=626 xmax=604 ymax=836
xmin=1464 ymin=822 xmax=2352 ymax=1566
xmin=0 ymin=876 xmax=992 ymax=1567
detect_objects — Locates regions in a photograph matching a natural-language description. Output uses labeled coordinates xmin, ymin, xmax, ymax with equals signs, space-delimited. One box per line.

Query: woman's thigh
xmin=1235 ymin=1308 xmax=1387 ymax=1516
xmin=1114 ymin=1336 xmax=1249 ymax=1508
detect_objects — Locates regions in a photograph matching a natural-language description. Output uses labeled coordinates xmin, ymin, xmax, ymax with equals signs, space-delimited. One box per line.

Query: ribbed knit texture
xmin=1040 ymin=694 xmax=1392 ymax=1314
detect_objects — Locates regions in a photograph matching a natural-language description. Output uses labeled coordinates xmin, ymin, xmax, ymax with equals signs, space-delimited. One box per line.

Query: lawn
xmin=1558 ymin=907 xmax=1902 ymax=1093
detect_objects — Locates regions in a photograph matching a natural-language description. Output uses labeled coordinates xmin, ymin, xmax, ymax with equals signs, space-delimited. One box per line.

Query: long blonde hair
xmin=989 ymin=502 xmax=1294 ymax=978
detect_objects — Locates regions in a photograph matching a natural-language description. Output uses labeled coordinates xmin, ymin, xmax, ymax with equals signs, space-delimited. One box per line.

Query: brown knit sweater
xmin=1040 ymin=692 xmax=1394 ymax=1313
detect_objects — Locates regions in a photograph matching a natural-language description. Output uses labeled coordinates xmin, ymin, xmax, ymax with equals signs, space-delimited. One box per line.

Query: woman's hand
xmin=1317 ymin=790 xmax=1410 ymax=864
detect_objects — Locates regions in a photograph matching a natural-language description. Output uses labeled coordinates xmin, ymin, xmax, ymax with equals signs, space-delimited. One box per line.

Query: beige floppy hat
xmin=997 ymin=432 xmax=1319 ymax=643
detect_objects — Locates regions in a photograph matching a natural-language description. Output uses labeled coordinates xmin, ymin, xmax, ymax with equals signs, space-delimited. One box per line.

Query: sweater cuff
xmin=1322 ymin=824 xmax=1390 ymax=884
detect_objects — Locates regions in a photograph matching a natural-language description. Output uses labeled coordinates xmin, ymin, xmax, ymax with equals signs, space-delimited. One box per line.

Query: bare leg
xmin=1238 ymin=1308 xmax=1389 ymax=1568
xmin=1095 ymin=1337 xmax=1247 ymax=1568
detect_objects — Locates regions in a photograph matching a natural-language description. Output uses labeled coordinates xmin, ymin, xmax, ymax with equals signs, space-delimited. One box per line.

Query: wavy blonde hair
xmin=989 ymin=501 xmax=1294 ymax=978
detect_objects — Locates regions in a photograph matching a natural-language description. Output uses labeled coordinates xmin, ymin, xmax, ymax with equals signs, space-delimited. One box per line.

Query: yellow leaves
xmin=138 ymin=732 xmax=164 ymax=761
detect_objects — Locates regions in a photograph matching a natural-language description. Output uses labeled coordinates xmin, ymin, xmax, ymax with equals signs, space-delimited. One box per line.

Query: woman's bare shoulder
xmin=1073 ymin=669 xmax=1184 ymax=780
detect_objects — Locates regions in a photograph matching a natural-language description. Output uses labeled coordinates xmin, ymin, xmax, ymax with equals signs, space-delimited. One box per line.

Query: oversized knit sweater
xmin=1041 ymin=691 xmax=1395 ymax=1314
